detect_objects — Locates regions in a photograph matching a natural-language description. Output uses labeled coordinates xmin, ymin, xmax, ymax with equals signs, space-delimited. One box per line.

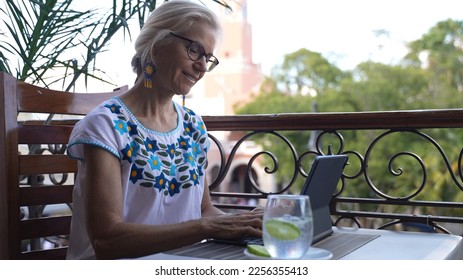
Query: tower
xmin=198 ymin=1 xmax=274 ymax=204
xmin=192 ymin=0 xmax=263 ymax=116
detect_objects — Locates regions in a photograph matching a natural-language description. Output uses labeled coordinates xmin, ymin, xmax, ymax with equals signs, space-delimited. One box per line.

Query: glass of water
xmin=263 ymin=194 xmax=313 ymax=259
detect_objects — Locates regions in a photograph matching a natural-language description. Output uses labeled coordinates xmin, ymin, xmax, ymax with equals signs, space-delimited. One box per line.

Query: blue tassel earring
xmin=143 ymin=62 xmax=155 ymax=88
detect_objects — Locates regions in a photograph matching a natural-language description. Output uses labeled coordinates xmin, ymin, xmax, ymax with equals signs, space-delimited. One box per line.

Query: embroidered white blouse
xmin=66 ymin=97 xmax=209 ymax=259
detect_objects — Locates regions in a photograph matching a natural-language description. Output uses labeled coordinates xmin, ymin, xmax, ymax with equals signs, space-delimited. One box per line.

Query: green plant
xmin=0 ymin=0 xmax=158 ymax=90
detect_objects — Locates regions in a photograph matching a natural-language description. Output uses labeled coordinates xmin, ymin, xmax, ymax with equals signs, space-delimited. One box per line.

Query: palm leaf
xmin=0 ymin=0 xmax=230 ymax=90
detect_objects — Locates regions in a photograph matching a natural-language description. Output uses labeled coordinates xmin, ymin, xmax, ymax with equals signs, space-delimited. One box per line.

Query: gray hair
xmin=131 ymin=0 xmax=222 ymax=77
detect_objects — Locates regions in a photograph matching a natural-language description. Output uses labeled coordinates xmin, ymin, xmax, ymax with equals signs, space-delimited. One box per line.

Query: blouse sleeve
xmin=67 ymin=101 xmax=122 ymax=161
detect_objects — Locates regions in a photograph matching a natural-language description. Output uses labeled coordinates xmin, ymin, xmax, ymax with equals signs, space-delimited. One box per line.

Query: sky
xmin=78 ymin=0 xmax=463 ymax=90
xmin=245 ymin=0 xmax=463 ymax=74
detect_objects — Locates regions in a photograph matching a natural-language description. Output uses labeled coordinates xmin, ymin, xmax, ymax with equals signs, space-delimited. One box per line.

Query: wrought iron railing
xmin=20 ymin=109 xmax=463 ymax=254
xmin=204 ymin=110 xmax=463 ymax=235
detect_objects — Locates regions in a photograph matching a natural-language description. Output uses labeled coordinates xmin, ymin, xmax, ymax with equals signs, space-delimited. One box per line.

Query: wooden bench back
xmin=0 ymin=72 xmax=127 ymax=259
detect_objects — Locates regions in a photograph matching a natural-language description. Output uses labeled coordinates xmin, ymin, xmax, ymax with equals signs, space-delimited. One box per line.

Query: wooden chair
xmin=0 ymin=72 xmax=127 ymax=259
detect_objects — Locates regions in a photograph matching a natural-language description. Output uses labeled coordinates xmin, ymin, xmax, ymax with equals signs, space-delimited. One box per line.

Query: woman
xmin=66 ymin=0 xmax=262 ymax=260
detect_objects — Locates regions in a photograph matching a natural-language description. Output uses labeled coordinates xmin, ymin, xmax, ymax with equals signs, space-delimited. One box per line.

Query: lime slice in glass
xmin=265 ymin=220 xmax=301 ymax=240
xmin=247 ymin=244 xmax=271 ymax=258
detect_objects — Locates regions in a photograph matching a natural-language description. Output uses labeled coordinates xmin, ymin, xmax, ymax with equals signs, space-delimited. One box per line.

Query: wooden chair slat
xmin=20 ymin=185 xmax=74 ymax=206
xmin=18 ymin=125 xmax=74 ymax=144
xmin=17 ymin=82 xmax=127 ymax=115
xmin=20 ymin=215 xmax=72 ymax=239
xmin=21 ymin=247 xmax=68 ymax=260
xmin=19 ymin=154 xmax=77 ymax=175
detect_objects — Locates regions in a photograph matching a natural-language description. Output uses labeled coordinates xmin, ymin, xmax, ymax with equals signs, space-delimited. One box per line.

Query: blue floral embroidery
xmin=127 ymin=121 xmax=139 ymax=136
xmin=169 ymin=163 xmax=177 ymax=177
xmin=183 ymin=122 xmax=196 ymax=137
xmin=191 ymin=142 xmax=201 ymax=157
xmin=104 ymin=103 xmax=122 ymax=114
xmin=129 ymin=164 xmax=144 ymax=184
xmin=121 ymin=142 xmax=139 ymax=163
xmin=197 ymin=165 xmax=204 ymax=177
xmin=189 ymin=169 xmax=200 ymax=185
xmin=166 ymin=143 xmax=176 ymax=159
xmin=154 ymin=172 xmax=167 ymax=192
xmin=178 ymin=136 xmax=191 ymax=150
xmin=183 ymin=152 xmax=195 ymax=166
xmin=183 ymin=107 xmax=195 ymax=115
xmin=111 ymin=102 xmax=207 ymax=196
xmin=197 ymin=121 xmax=206 ymax=135
xmin=114 ymin=119 xmax=128 ymax=135
xmin=167 ymin=178 xmax=181 ymax=196
xmin=144 ymin=138 xmax=159 ymax=152
xmin=148 ymin=154 xmax=162 ymax=171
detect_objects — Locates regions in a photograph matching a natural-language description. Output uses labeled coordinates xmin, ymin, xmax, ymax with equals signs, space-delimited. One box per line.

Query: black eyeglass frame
xmin=169 ymin=32 xmax=219 ymax=72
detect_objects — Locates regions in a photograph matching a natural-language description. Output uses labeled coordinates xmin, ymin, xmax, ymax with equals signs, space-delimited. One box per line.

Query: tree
xmin=405 ymin=19 xmax=463 ymax=94
xmin=271 ymin=48 xmax=347 ymax=96
xmin=236 ymin=20 xmax=463 ymax=202
xmin=346 ymin=62 xmax=430 ymax=111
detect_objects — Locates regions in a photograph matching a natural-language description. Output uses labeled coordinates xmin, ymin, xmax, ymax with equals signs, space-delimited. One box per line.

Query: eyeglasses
xmin=169 ymin=32 xmax=219 ymax=72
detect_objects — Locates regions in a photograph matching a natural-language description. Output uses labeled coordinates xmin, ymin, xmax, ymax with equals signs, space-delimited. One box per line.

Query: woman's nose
xmin=194 ymin=56 xmax=208 ymax=72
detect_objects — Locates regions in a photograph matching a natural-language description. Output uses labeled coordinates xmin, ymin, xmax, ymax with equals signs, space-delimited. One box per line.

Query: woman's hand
xmin=201 ymin=209 xmax=263 ymax=240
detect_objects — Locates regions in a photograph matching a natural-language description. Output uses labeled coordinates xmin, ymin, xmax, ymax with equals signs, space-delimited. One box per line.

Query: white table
xmin=334 ymin=227 xmax=463 ymax=260
xmin=137 ymin=227 xmax=463 ymax=260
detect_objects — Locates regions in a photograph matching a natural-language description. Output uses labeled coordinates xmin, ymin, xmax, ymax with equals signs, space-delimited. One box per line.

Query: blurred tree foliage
xmin=236 ymin=19 xmax=463 ymax=215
